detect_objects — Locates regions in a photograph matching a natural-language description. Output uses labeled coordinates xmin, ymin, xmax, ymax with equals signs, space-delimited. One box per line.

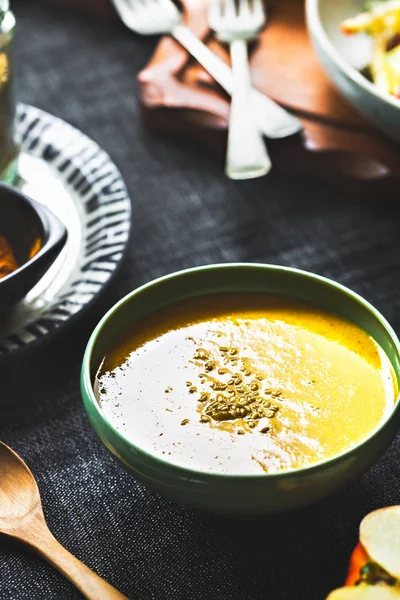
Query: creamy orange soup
xmin=95 ymin=294 xmax=397 ymax=475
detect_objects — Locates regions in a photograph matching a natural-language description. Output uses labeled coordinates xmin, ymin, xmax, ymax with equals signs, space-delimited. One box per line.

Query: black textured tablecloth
xmin=2 ymin=2 xmax=400 ymax=599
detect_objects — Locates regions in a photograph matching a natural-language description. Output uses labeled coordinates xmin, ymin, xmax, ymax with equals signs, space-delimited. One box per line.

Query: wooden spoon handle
xmin=40 ymin=537 xmax=128 ymax=599
xmin=19 ymin=517 xmax=128 ymax=600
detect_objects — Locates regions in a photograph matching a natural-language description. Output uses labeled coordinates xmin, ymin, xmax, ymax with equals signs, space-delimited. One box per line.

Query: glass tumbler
xmin=0 ymin=0 xmax=17 ymax=184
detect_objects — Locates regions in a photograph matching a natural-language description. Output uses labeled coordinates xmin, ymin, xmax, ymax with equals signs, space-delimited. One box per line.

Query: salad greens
xmin=341 ymin=1 xmax=400 ymax=98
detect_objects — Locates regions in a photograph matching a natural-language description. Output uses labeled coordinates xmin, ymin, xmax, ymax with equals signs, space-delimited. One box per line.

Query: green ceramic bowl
xmin=81 ymin=264 xmax=400 ymax=515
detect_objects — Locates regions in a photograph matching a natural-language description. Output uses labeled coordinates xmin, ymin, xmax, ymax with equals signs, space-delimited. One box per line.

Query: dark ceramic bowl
xmin=81 ymin=264 xmax=400 ymax=515
xmin=0 ymin=183 xmax=67 ymax=309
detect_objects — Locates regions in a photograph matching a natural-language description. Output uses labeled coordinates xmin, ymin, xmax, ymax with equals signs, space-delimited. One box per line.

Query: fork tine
xmin=208 ymin=0 xmax=222 ymax=21
xmin=140 ymin=0 xmax=160 ymax=11
xmin=154 ymin=0 xmax=179 ymax=17
xmin=126 ymin=0 xmax=146 ymax=18
xmin=141 ymin=0 xmax=167 ymax=19
xmin=114 ymin=0 xmax=181 ymax=33
xmin=238 ymin=0 xmax=250 ymax=16
xmin=224 ymin=0 xmax=237 ymax=18
xmin=252 ymin=0 xmax=265 ymax=19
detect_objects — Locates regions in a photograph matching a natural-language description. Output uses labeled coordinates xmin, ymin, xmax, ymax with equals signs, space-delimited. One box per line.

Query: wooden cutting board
xmin=47 ymin=0 xmax=400 ymax=197
xmin=137 ymin=0 xmax=400 ymax=197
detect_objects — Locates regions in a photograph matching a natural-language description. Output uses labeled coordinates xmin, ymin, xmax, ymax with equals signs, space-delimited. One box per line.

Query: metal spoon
xmin=0 ymin=442 xmax=128 ymax=600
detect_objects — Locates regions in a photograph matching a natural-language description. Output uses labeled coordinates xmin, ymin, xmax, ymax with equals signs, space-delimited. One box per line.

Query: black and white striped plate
xmin=0 ymin=103 xmax=131 ymax=356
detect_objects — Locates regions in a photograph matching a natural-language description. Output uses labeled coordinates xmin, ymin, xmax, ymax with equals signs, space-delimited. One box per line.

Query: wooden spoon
xmin=0 ymin=442 xmax=128 ymax=599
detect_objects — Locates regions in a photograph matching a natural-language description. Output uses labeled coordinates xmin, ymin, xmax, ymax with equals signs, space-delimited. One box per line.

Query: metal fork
xmin=111 ymin=0 xmax=302 ymax=140
xmin=209 ymin=0 xmax=270 ymax=179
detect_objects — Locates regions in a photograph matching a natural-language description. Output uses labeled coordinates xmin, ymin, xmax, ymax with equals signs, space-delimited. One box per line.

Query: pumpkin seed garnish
xmin=192 ymin=344 xmax=283 ymax=430
xmin=194 ymin=348 xmax=210 ymax=361
xmin=200 ymin=415 xmax=211 ymax=423
xmin=211 ymin=381 xmax=227 ymax=391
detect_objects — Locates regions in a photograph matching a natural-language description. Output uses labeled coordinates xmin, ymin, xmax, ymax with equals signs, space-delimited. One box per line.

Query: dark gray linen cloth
xmin=1 ymin=2 xmax=400 ymax=598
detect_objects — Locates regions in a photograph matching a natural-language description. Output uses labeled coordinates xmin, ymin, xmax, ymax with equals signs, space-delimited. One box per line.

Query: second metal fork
xmin=209 ymin=0 xmax=271 ymax=179
xmin=112 ymin=0 xmax=302 ymax=141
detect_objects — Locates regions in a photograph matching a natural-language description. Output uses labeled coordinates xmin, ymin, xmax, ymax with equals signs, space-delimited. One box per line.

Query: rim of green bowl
xmin=306 ymin=0 xmax=400 ymax=112
xmin=81 ymin=263 xmax=400 ymax=481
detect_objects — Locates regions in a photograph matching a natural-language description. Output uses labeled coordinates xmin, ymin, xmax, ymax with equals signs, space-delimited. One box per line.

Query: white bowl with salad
xmin=306 ymin=0 xmax=400 ymax=141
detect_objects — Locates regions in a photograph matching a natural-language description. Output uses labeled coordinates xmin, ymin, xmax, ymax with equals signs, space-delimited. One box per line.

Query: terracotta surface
xmin=137 ymin=0 xmax=400 ymax=196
